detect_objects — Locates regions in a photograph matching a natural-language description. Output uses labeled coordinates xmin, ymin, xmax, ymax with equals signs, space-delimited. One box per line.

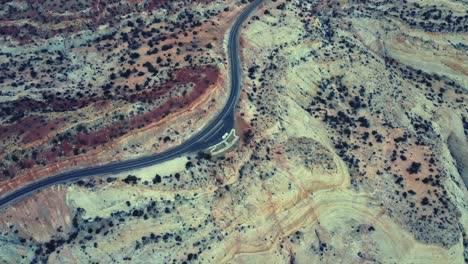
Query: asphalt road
xmin=0 ymin=0 xmax=263 ymax=209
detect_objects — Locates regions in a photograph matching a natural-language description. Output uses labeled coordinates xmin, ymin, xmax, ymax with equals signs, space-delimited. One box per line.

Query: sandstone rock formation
xmin=0 ymin=0 xmax=466 ymax=263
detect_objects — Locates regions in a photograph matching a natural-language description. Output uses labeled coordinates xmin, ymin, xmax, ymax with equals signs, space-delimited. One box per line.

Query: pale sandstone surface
xmin=0 ymin=0 xmax=245 ymax=194
xmin=0 ymin=0 xmax=467 ymax=263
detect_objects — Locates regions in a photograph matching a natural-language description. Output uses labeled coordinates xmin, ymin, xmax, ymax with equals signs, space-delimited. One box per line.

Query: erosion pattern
xmin=0 ymin=0 xmax=467 ymax=263
xmin=0 ymin=0 xmax=248 ymax=194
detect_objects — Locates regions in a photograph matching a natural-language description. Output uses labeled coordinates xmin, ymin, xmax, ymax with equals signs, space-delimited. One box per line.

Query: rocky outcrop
xmin=0 ymin=0 xmax=466 ymax=263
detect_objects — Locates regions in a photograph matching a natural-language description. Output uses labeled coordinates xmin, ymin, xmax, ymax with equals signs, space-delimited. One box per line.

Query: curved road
xmin=0 ymin=0 xmax=263 ymax=209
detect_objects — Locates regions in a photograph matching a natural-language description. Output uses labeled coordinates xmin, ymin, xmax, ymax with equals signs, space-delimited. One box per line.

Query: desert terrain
xmin=0 ymin=0 xmax=467 ymax=263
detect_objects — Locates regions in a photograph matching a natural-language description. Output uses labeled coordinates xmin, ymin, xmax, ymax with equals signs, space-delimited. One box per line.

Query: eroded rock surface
xmin=0 ymin=0 xmax=246 ymax=194
xmin=0 ymin=0 xmax=467 ymax=263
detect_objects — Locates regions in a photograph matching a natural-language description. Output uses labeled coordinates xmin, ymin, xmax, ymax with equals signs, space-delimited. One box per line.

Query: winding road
xmin=0 ymin=0 xmax=263 ymax=209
